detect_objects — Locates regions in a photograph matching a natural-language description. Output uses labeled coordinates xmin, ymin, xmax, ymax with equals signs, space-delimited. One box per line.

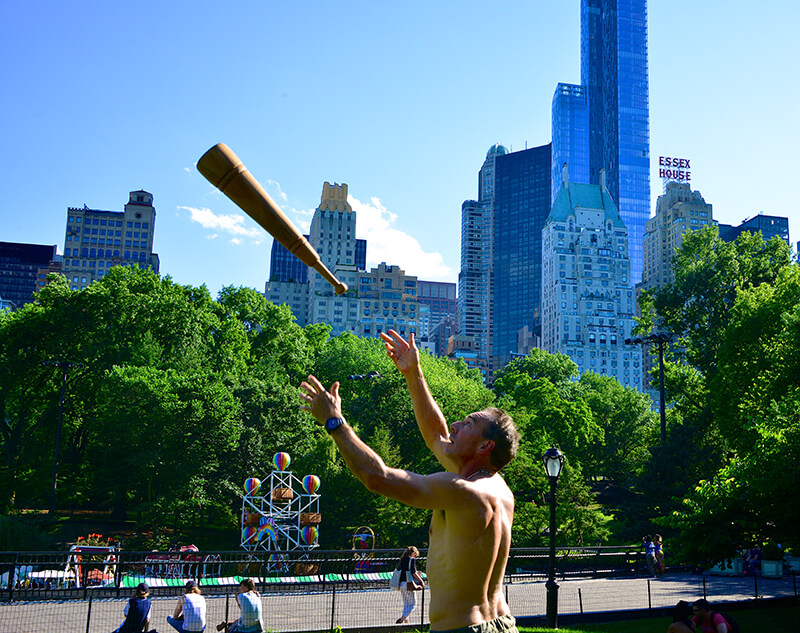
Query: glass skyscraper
xmin=552 ymin=82 xmax=590 ymax=203
xmin=492 ymin=143 xmax=552 ymax=368
xmin=581 ymin=0 xmax=650 ymax=283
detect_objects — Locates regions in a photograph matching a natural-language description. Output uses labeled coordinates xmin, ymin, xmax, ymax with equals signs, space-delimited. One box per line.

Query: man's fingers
xmin=331 ymin=381 xmax=340 ymax=398
xmin=306 ymin=375 xmax=326 ymax=391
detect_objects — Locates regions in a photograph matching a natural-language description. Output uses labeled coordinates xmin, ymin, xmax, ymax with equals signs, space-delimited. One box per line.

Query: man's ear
xmin=478 ymin=439 xmax=495 ymax=455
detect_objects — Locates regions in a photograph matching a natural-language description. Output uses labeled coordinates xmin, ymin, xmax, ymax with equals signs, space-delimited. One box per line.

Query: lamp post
xmin=624 ymin=333 xmax=672 ymax=444
xmin=543 ymin=446 xmax=565 ymax=629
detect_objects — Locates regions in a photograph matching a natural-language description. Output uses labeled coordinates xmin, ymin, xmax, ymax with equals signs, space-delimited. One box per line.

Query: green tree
xmin=643 ymin=228 xmax=800 ymax=564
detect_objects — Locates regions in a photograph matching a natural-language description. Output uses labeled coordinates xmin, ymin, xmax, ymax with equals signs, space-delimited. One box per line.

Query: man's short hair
xmin=478 ymin=407 xmax=519 ymax=470
xmin=693 ymin=598 xmax=711 ymax=611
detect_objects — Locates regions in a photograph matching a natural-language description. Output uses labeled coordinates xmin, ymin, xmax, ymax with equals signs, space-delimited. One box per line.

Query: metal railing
xmin=1 ymin=547 xmax=797 ymax=632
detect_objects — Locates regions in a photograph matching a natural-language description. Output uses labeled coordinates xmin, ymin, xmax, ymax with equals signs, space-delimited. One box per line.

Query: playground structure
xmin=352 ymin=526 xmax=380 ymax=573
xmin=65 ymin=544 xmax=117 ymax=588
xmin=143 ymin=545 xmax=223 ymax=579
xmin=240 ymin=453 xmax=321 ymax=560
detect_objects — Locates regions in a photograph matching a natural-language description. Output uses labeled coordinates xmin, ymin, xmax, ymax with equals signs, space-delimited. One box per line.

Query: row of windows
xmin=69 ymin=216 xmax=150 ymax=229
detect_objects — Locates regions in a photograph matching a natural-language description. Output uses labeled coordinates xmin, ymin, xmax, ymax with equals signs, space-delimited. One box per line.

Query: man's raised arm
xmin=299 ymin=375 xmax=465 ymax=509
xmin=379 ymin=330 xmax=457 ymax=471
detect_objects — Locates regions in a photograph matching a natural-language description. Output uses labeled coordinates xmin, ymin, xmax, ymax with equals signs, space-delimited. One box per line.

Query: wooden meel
xmin=300 ymin=512 xmax=322 ymax=525
xmin=272 ymin=487 xmax=294 ymax=501
xmin=197 ymin=143 xmax=347 ymax=295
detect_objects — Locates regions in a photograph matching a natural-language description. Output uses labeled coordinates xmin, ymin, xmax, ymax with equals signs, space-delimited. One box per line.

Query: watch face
xmin=325 ymin=417 xmax=343 ymax=432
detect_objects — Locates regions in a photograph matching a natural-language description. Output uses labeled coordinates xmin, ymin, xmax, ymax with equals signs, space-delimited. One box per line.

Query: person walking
xmin=395 ymin=546 xmax=425 ymax=624
xmin=654 ymin=534 xmax=665 ymax=576
xmin=642 ymin=535 xmax=657 ymax=577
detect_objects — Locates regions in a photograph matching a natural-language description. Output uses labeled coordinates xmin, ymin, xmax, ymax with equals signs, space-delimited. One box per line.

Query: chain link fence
xmin=1 ymin=548 xmax=797 ymax=632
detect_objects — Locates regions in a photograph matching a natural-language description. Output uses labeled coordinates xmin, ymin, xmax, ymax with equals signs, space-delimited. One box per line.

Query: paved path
xmin=1 ymin=572 xmax=796 ymax=633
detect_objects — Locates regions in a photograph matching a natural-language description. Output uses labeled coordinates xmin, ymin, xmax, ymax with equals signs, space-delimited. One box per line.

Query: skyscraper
xmin=541 ymin=169 xmax=641 ymax=388
xmin=581 ymin=0 xmax=650 ymax=283
xmin=552 ymin=83 xmax=590 ymax=202
xmin=492 ymin=143 xmax=552 ymax=368
xmin=457 ymin=143 xmax=507 ymax=367
xmin=457 ymin=199 xmax=486 ymax=348
xmin=269 ymin=235 xmax=310 ymax=284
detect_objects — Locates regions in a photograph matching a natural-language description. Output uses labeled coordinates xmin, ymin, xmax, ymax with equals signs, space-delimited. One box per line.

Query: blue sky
xmin=2 ymin=1 xmax=798 ymax=297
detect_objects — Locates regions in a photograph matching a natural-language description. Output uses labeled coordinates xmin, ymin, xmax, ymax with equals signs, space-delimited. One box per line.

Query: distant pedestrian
xmin=654 ymin=534 xmax=665 ymax=576
xmin=167 ymin=580 xmax=207 ymax=632
xmin=642 ymin=535 xmax=657 ymax=577
xmin=113 ymin=582 xmax=151 ymax=633
xmin=395 ymin=546 xmax=425 ymax=624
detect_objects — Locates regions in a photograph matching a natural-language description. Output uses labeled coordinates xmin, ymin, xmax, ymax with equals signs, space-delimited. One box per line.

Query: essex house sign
xmin=658 ymin=155 xmax=691 ymax=181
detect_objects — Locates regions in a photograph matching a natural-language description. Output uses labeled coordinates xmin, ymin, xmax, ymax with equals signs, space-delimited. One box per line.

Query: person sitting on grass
xmin=692 ymin=599 xmax=731 ymax=633
xmin=216 ymin=579 xmax=263 ymax=633
xmin=668 ymin=600 xmax=695 ymax=633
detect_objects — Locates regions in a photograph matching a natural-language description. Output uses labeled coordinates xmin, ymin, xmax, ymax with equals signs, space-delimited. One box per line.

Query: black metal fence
xmin=1 ymin=547 xmax=797 ymax=633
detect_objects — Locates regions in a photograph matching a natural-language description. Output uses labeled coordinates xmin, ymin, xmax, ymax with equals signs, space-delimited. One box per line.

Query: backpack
xmin=715 ymin=611 xmax=740 ymax=633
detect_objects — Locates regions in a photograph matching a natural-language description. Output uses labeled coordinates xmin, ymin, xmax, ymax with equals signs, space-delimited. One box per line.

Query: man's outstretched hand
xmin=299 ymin=375 xmax=343 ymax=425
xmin=379 ymin=329 xmax=420 ymax=374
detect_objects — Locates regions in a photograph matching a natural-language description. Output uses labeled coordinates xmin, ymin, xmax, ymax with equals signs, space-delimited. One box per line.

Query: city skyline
xmin=2 ymin=1 xmax=798 ymax=298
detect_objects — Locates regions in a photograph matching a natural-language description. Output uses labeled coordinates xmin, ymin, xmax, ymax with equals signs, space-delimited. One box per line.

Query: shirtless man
xmin=299 ymin=330 xmax=519 ymax=633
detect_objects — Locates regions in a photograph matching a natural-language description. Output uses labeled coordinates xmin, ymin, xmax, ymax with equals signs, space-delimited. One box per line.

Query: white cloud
xmin=263 ymin=181 xmax=313 ymax=233
xmin=183 ymin=167 xmax=191 ymax=174
xmin=178 ymin=206 xmax=261 ymax=239
xmin=348 ymin=195 xmax=452 ymax=281
xmin=230 ymin=238 xmax=242 ymax=245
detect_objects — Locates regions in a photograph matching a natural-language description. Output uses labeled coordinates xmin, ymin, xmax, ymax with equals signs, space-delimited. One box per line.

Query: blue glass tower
xmin=269 ymin=236 xmax=310 ymax=283
xmin=552 ymin=83 xmax=590 ymax=202
xmin=492 ymin=143 xmax=552 ymax=368
xmin=581 ymin=0 xmax=650 ymax=283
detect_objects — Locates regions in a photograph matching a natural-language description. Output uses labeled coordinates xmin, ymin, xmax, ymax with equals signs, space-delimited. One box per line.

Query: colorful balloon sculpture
xmin=242 ymin=526 xmax=258 ymax=542
xmin=301 ymin=526 xmax=318 ymax=545
xmin=243 ymin=477 xmax=261 ymax=495
xmin=273 ymin=452 xmax=291 ymax=471
xmin=256 ymin=516 xmax=277 ymax=542
xmin=302 ymin=475 xmax=320 ymax=494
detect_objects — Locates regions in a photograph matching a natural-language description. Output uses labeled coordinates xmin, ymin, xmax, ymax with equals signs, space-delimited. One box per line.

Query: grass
xmin=516 ymin=604 xmax=800 ymax=632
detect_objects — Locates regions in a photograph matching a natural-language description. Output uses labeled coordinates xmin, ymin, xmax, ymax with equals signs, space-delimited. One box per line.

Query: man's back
xmin=427 ymin=474 xmax=514 ymax=630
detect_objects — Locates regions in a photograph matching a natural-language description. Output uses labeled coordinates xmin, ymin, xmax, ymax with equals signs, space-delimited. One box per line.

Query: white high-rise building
xmin=541 ymin=168 xmax=641 ymax=389
xmin=457 ymin=143 xmax=507 ymax=372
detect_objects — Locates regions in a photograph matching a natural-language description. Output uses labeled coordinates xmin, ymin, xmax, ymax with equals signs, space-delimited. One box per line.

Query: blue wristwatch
xmin=325 ymin=417 xmax=345 ymax=433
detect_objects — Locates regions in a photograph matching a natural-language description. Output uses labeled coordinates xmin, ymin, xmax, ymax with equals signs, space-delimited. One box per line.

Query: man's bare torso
xmin=426 ymin=474 xmax=514 ymax=631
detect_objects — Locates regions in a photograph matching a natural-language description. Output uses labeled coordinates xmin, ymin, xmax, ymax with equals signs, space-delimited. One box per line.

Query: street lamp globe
xmin=542 ymin=446 xmax=565 ymax=480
